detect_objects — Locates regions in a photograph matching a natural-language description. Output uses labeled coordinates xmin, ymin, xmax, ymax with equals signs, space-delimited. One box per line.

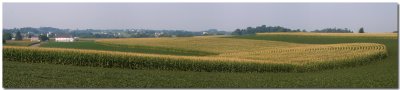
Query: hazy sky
xmin=3 ymin=3 xmax=398 ymax=32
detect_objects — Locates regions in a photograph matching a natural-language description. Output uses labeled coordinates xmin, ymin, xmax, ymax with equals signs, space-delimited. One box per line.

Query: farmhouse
xmin=30 ymin=36 xmax=40 ymax=42
xmin=55 ymin=34 xmax=75 ymax=42
xmin=202 ymin=31 xmax=209 ymax=35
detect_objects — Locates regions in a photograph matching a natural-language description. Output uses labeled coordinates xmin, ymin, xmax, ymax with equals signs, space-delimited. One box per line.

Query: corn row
xmin=3 ymin=43 xmax=388 ymax=72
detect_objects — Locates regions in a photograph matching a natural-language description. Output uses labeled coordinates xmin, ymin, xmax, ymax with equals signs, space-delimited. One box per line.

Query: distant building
xmin=154 ymin=32 xmax=163 ymax=38
xmin=30 ymin=36 xmax=40 ymax=42
xmin=202 ymin=32 xmax=209 ymax=35
xmin=55 ymin=34 xmax=75 ymax=42
xmin=47 ymin=32 xmax=55 ymax=38
xmin=24 ymin=32 xmax=32 ymax=39
xmin=73 ymin=37 xmax=79 ymax=41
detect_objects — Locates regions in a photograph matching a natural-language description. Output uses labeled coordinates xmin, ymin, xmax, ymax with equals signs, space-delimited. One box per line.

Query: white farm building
xmin=55 ymin=34 xmax=75 ymax=42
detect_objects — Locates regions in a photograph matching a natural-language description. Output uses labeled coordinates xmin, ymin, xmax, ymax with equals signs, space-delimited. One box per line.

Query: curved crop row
xmin=3 ymin=42 xmax=388 ymax=72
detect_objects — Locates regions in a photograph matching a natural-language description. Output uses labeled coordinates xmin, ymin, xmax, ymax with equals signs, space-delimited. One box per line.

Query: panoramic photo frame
xmin=1 ymin=0 xmax=399 ymax=89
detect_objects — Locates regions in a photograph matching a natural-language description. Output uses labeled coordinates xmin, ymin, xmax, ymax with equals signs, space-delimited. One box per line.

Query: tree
xmin=359 ymin=27 xmax=365 ymax=33
xmin=3 ymin=33 xmax=12 ymax=40
xmin=393 ymin=31 xmax=398 ymax=33
xmin=39 ymin=34 xmax=49 ymax=41
xmin=15 ymin=31 xmax=23 ymax=40
xmin=232 ymin=25 xmax=298 ymax=35
xmin=232 ymin=29 xmax=242 ymax=35
xmin=311 ymin=28 xmax=353 ymax=33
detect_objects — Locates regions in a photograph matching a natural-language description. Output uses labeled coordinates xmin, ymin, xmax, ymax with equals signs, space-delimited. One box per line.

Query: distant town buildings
xmin=154 ymin=32 xmax=163 ymax=38
xmin=47 ymin=32 xmax=55 ymax=38
xmin=3 ymin=27 xmax=229 ymax=39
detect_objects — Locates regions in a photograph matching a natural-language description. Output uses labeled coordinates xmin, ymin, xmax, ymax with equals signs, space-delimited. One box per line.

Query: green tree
xmin=3 ymin=33 xmax=12 ymax=40
xmin=39 ymin=34 xmax=49 ymax=41
xmin=232 ymin=29 xmax=242 ymax=35
xmin=359 ymin=27 xmax=365 ymax=33
xmin=15 ymin=31 xmax=23 ymax=40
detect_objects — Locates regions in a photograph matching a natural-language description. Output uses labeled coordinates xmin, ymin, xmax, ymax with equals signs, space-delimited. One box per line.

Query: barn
xmin=55 ymin=34 xmax=75 ymax=42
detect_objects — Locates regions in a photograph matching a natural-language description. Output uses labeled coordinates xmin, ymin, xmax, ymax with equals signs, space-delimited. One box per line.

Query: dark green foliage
xmin=15 ymin=31 xmax=23 ymax=40
xmin=232 ymin=25 xmax=354 ymax=35
xmin=233 ymin=29 xmax=243 ymax=35
xmin=359 ymin=27 xmax=365 ymax=33
xmin=39 ymin=35 xmax=49 ymax=41
xmin=3 ymin=33 xmax=13 ymax=40
xmin=3 ymin=27 xmax=65 ymax=34
xmin=3 ymin=51 xmax=398 ymax=88
xmin=40 ymin=41 xmax=217 ymax=56
xmin=3 ymin=47 xmax=292 ymax=72
xmin=232 ymin=25 xmax=300 ymax=35
xmin=3 ymin=45 xmax=387 ymax=73
xmin=311 ymin=28 xmax=353 ymax=33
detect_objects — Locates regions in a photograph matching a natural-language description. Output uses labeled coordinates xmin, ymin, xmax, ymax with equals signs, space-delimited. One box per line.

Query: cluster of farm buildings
xmin=13 ymin=32 xmax=78 ymax=42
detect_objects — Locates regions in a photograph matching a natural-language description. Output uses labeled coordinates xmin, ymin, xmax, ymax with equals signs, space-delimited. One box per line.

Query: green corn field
xmin=3 ymin=41 xmax=388 ymax=72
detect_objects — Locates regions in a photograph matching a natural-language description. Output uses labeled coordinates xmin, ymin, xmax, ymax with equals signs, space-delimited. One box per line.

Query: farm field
xmin=40 ymin=40 xmax=216 ymax=56
xmin=5 ymin=35 xmax=388 ymax=72
xmin=3 ymin=39 xmax=39 ymax=46
xmin=3 ymin=33 xmax=398 ymax=88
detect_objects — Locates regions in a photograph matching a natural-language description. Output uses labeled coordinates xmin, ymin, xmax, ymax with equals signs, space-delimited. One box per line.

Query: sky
xmin=3 ymin=3 xmax=398 ymax=32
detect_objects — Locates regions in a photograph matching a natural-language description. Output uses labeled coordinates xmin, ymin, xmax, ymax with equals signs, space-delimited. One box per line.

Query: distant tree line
xmin=232 ymin=25 xmax=305 ymax=35
xmin=3 ymin=31 xmax=23 ymax=41
xmin=3 ymin=30 xmax=49 ymax=41
xmin=311 ymin=28 xmax=353 ymax=33
xmin=4 ymin=27 xmax=229 ymax=39
xmin=231 ymin=25 xmax=364 ymax=35
xmin=3 ymin=27 xmax=67 ymax=34
xmin=3 ymin=32 xmax=13 ymax=40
